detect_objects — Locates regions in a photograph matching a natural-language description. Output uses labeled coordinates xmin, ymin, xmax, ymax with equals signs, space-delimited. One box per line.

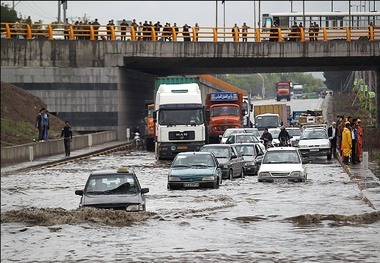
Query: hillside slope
xmin=1 ymin=82 xmax=67 ymax=147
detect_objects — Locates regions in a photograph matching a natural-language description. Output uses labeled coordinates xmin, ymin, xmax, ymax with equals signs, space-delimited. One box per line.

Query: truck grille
xmin=169 ymin=131 xmax=195 ymax=140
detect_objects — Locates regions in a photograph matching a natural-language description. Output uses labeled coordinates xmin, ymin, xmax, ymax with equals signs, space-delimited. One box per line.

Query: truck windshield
xmin=159 ymin=109 xmax=204 ymax=125
xmin=211 ymin=106 xmax=239 ymax=117
xmin=255 ymin=116 xmax=279 ymax=129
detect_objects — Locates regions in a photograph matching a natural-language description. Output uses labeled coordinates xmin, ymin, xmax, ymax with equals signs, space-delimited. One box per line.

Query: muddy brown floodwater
xmin=1 ymin=150 xmax=380 ymax=262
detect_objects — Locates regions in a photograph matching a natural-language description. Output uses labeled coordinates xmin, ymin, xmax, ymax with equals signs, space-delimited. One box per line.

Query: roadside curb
xmin=337 ymin=155 xmax=380 ymax=210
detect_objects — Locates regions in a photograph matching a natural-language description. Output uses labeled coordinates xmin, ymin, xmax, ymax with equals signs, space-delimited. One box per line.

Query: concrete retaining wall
xmin=1 ymin=131 xmax=117 ymax=166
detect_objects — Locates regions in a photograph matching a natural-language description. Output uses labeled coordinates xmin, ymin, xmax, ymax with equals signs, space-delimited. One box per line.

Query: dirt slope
xmin=1 ymin=82 xmax=67 ymax=147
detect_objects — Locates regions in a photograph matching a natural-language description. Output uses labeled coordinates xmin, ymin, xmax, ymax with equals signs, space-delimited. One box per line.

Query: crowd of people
xmin=333 ymin=115 xmax=365 ymax=165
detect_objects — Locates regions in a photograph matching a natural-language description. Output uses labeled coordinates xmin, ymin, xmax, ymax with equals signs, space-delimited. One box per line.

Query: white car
xmin=268 ymin=128 xmax=281 ymax=147
xmin=297 ymin=128 xmax=331 ymax=160
xmin=220 ymin=128 xmax=246 ymax=143
xmin=286 ymin=127 xmax=302 ymax=147
xmin=258 ymin=147 xmax=307 ymax=182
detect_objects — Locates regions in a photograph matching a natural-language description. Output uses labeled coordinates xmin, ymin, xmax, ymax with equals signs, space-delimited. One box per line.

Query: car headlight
xmin=321 ymin=144 xmax=330 ymax=148
xmin=291 ymin=171 xmax=302 ymax=177
xmin=298 ymin=144 xmax=307 ymax=148
xmin=202 ymin=176 xmax=215 ymax=181
xmin=245 ymin=161 xmax=256 ymax=166
xmin=259 ymin=172 xmax=271 ymax=177
xmin=126 ymin=204 xmax=141 ymax=211
xmin=168 ymin=176 xmax=180 ymax=181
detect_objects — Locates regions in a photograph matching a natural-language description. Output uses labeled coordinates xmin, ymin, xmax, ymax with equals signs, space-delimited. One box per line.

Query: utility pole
xmin=58 ymin=1 xmax=61 ymax=23
xmin=63 ymin=1 xmax=67 ymax=22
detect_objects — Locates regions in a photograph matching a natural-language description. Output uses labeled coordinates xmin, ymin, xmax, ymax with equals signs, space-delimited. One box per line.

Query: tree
xmin=1 ymin=3 xmax=18 ymax=23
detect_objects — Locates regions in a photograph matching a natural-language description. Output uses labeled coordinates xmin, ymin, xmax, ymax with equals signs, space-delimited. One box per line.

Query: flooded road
xmin=1 ymin=150 xmax=380 ymax=262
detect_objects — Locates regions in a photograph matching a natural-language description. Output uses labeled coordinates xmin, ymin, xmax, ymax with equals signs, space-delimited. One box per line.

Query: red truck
xmin=205 ymin=92 xmax=244 ymax=143
xmin=276 ymin=81 xmax=292 ymax=101
xmin=144 ymin=103 xmax=155 ymax=151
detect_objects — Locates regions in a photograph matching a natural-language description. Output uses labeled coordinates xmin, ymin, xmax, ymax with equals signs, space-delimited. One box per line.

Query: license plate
xmin=178 ymin=146 xmax=188 ymax=150
xmin=273 ymin=178 xmax=287 ymax=183
xmin=184 ymin=182 xmax=199 ymax=187
xmin=310 ymin=149 xmax=319 ymax=152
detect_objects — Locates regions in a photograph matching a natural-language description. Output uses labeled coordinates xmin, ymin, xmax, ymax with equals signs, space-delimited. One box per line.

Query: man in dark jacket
xmin=260 ymin=127 xmax=273 ymax=149
xmin=328 ymin=122 xmax=337 ymax=159
xmin=61 ymin=121 xmax=73 ymax=156
xmin=36 ymin=108 xmax=45 ymax=141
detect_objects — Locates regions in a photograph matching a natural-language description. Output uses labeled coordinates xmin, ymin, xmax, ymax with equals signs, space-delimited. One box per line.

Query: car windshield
xmin=172 ymin=154 xmax=215 ymax=167
xmin=223 ymin=129 xmax=245 ymax=138
xmin=159 ymin=108 xmax=204 ymax=125
xmin=268 ymin=129 xmax=281 ymax=138
xmin=211 ymin=106 xmax=239 ymax=117
xmin=201 ymin=147 xmax=229 ymax=158
xmin=244 ymin=129 xmax=260 ymax=137
xmin=263 ymin=151 xmax=301 ymax=164
xmin=301 ymin=130 xmax=328 ymax=139
xmin=85 ymin=174 xmax=137 ymax=195
xmin=234 ymin=145 xmax=256 ymax=156
xmin=287 ymin=129 xmax=301 ymax=136
xmin=235 ymin=135 xmax=259 ymax=143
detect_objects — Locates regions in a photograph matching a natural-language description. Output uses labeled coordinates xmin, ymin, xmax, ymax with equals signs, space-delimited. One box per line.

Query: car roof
xmin=90 ymin=169 xmax=136 ymax=176
xmin=286 ymin=127 xmax=300 ymax=130
xmin=202 ymin=144 xmax=232 ymax=148
xmin=266 ymin=147 xmax=298 ymax=152
xmin=231 ymin=142 xmax=260 ymax=146
xmin=177 ymin=151 xmax=213 ymax=156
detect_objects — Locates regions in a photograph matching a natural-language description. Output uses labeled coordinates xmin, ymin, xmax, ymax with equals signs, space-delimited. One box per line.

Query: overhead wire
xmin=21 ymin=1 xmax=56 ymax=21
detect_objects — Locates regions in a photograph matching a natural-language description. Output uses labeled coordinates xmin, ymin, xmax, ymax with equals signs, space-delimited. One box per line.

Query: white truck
xmin=154 ymin=83 xmax=206 ymax=160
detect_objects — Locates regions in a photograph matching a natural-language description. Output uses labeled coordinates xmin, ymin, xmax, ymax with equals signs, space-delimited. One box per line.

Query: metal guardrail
xmin=1 ymin=23 xmax=379 ymax=42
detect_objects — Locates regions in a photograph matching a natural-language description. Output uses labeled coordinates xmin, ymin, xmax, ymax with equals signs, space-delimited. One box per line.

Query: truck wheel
xmin=276 ymin=97 xmax=280 ymax=101
xmin=287 ymin=96 xmax=290 ymax=101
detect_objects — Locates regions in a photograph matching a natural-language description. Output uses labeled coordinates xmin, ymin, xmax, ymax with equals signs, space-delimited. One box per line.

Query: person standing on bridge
xmin=61 ymin=121 xmax=73 ymax=156
xmin=241 ymin=22 xmax=250 ymax=42
xmin=183 ymin=23 xmax=191 ymax=41
xmin=232 ymin=23 xmax=239 ymax=42
xmin=92 ymin=18 xmax=100 ymax=40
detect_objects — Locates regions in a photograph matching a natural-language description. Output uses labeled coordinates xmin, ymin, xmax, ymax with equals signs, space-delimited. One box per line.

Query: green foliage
xmin=1 ymin=118 xmax=36 ymax=141
xmin=1 ymin=3 xmax=18 ymax=23
xmin=218 ymin=73 xmax=323 ymax=98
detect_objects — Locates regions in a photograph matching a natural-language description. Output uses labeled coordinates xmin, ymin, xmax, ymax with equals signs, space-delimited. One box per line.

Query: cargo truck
xmin=205 ymin=92 xmax=244 ymax=143
xmin=154 ymin=79 xmax=206 ymax=160
xmin=253 ymin=104 xmax=288 ymax=130
xmin=144 ymin=102 xmax=155 ymax=151
xmin=276 ymin=81 xmax=292 ymax=101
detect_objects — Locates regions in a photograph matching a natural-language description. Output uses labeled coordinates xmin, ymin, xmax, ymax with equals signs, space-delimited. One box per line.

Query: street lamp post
xmin=258 ymin=73 xmax=265 ymax=98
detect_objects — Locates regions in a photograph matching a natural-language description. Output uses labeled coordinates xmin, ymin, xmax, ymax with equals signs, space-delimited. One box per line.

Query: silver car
xmin=258 ymin=147 xmax=307 ymax=182
xmin=75 ymin=168 xmax=149 ymax=211
xmin=200 ymin=144 xmax=245 ymax=180
xmin=297 ymin=128 xmax=331 ymax=160
xmin=232 ymin=143 xmax=265 ymax=175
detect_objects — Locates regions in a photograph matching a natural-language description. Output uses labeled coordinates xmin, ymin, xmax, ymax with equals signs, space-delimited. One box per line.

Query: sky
xmin=3 ymin=1 xmax=372 ymax=27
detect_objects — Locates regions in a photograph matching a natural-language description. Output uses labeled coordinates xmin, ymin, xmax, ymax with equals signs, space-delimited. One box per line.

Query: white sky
xmin=3 ymin=1 xmax=374 ymax=26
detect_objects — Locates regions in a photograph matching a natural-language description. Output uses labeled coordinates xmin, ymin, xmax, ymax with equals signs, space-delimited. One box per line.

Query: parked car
xmin=286 ymin=127 xmax=302 ymax=147
xmin=224 ymin=133 xmax=261 ymax=144
xmin=167 ymin=152 xmax=222 ymax=190
xmin=200 ymin=144 xmax=245 ymax=180
xmin=74 ymin=167 xmax=149 ymax=211
xmin=220 ymin=128 xmax=246 ymax=143
xmin=232 ymin=143 xmax=264 ymax=175
xmin=268 ymin=128 xmax=281 ymax=146
xmin=297 ymin=128 xmax=331 ymax=159
xmin=258 ymin=147 xmax=307 ymax=182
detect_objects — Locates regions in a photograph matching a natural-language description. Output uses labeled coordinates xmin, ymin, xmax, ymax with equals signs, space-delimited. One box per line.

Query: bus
xmin=262 ymin=11 xmax=380 ymax=29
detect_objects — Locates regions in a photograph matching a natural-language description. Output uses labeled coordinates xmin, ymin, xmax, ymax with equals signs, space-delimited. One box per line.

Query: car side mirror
xmin=231 ymin=154 xmax=237 ymax=159
xmin=141 ymin=188 xmax=149 ymax=194
xmin=75 ymin=190 xmax=83 ymax=196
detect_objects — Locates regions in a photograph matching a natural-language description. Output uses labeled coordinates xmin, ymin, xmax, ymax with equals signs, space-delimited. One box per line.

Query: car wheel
xmin=327 ymin=154 xmax=331 ymax=160
xmin=240 ymin=168 xmax=245 ymax=178
xmin=213 ymin=178 xmax=220 ymax=189
xmin=229 ymin=169 xmax=233 ymax=180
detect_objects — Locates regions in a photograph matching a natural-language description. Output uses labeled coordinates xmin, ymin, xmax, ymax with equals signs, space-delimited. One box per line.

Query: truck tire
xmin=276 ymin=97 xmax=280 ymax=101
xmin=287 ymin=96 xmax=291 ymax=101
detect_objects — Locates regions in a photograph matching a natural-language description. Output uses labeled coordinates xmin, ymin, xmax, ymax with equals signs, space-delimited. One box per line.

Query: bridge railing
xmin=1 ymin=23 xmax=379 ymax=42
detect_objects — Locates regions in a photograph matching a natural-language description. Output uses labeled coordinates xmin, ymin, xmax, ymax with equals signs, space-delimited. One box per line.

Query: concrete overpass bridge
xmin=1 ymin=39 xmax=380 ymax=138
